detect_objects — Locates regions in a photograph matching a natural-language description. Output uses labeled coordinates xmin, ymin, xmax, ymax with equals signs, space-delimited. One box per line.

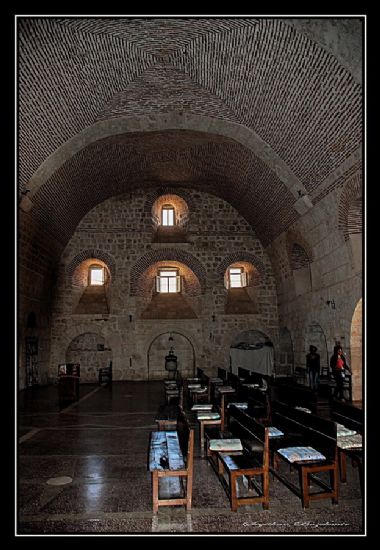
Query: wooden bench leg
xmin=262 ymin=471 xmax=269 ymax=510
xmin=152 ymin=471 xmax=159 ymax=513
xmin=339 ymin=450 xmax=347 ymax=482
xmin=200 ymin=422 xmax=205 ymax=457
xmin=330 ymin=466 xmax=339 ymax=504
xmin=230 ymin=472 xmax=238 ymax=512
xmin=186 ymin=472 xmax=193 ymax=511
xmin=299 ymin=469 xmax=310 ymax=509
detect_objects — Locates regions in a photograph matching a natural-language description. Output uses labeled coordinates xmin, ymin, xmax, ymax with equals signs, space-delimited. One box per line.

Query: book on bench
xmin=268 ymin=427 xmax=284 ymax=438
xmin=209 ymin=439 xmax=243 ymax=452
xmin=337 ymin=433 xmax=362 ymax=450
xmin=336 ymin=423 xmax=357 ymax=437
xmin=197 ymin=412 xmax=221 ymax=420
xmin=227 ymin=402 xmax=248 ymax=409
xmin=277 ymin=446 xmax=326 ymax=462
xmin=191 ymin=404 xmax=213 ymax=411
xmin=294 ymin=406 xmax=312 ymax=414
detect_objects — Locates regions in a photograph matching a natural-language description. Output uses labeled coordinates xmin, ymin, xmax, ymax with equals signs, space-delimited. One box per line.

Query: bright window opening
xmin=162 ymin=205 xmax=175 ymax=226
xmin=156 ymin=269 xmax=180 ymax=293
xmin=89 ymin=267 xmax=104 ymax=286
xmin=228 ymin=267 xmax=247 ymax=288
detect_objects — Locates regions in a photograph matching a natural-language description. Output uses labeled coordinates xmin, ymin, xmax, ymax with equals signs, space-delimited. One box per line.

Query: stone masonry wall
xmin=49 ymin=188 xmax=279 ymax=382
xmin=266 ymin=185 xmax=362 ymax=399
xmin=18 ymin=210 xmax=62 ymax=389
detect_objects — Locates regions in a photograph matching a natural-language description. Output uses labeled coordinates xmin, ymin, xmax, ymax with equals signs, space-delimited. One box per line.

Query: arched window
xmin=88 ymin=264 xmax=105 ymax=286
xmin=225 ymin=266 xmax=247 ymax=289
xmin=161 ymin=204 xmax=175 ymax=226
xmin=156 ymin=268 xmax=181 ymax=293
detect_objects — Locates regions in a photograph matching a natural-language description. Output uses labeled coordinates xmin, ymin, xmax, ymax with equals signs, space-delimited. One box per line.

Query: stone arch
xmin=350 ymin=298 xmax=362 ymax=401
xmin=151 ymin=193 xmax=190 ymax=229
xmin=338 ymin=169 xmax=362 ymax=241
xmin=65 ymin=332 xmax=113 ymax=383
xmin=66 ymin=249 xmax=116 ymax=279
xmin=338 ymin=171 xmax=363 ymax=272
xmin=25 ymin=114 xmax=304 ymax=203
xmin=286 ymin=232 xmax=313 ymax=295
xmin=290 ymin=243 xmax=310 ymax=271
xmin=286 ymin=231 xmax=313 ymax=265
xmin=130 ymin=249 xmax=206 ymax=295
xmin=147 ymin=331 xmax=196 ymax=380
xmin=145 ymin=187 xmax=195 ymax=219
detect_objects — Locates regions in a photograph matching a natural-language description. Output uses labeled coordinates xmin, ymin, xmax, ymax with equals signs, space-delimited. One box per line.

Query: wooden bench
xmin=217 ymin=367 xmax=228 ymax=383
xmin=211 ymin=404 xmax=270 ymax=512
xmin=270 ymin=403 xmax=338 ymax=509
xmin=154 ymin=404 xmax=180 ymax=432
xmin=272 ymin=382 xmax=318 ymax=414
xmin=330 ymin=400 xmax=363 ymax=488
xmin=98 ymin=362 xmax=112 ymax=384
xmin=149 ymin=408 xmax=194 ymax=513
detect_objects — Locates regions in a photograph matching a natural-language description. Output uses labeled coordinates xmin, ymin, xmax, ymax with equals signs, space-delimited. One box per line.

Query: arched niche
xmin=147 ymin=332 xmax=195 ymax=380
xmin=230 ymin=330 xmax=274 ymax=377
xmin=151 ymin=193 xmax=189 ymax=243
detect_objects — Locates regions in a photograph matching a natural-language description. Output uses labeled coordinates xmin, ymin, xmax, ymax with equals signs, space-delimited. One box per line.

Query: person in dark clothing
xmin=329 ymin=345 xmax=351 ymax=400
xmin=306 ymin=345 xmax=320 ymax=391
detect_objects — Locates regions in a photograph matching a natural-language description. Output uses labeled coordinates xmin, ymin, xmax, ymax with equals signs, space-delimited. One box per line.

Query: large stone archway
xmin=350 ymin=298 xmax=362 ymax=401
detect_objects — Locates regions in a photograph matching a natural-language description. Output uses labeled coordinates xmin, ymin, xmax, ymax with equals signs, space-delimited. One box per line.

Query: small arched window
xmin=161 ymin=204 xmax=175 ymax=226
xmin=89 ymin=265 xmax=105 ymax=286
xmin=225 ymin=267 xmax=247 ymax=289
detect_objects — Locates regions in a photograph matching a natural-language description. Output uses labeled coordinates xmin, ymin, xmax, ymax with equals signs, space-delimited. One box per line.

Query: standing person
xmin=306 ymin=345 xmax=320 ymax=392
xmin=330 ymin=345 xmax=351 ymax=401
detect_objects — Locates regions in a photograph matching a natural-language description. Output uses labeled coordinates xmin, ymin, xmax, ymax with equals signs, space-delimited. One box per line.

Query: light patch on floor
xmin=46 ymin=476 xmax=73 ymax=486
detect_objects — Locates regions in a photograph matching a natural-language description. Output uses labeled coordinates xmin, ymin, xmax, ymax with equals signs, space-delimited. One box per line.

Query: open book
xmin=277 ymin=446 xmax=326 ymax=462
xmin=209 ymin=439 xmax=243 ymax=452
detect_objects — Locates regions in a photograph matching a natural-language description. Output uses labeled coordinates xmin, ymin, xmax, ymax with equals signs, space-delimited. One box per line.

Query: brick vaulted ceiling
xmin=18 ymin=16 xmax=363 ymax=247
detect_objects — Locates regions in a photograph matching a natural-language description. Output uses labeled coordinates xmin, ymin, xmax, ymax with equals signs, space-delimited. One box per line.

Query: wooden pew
xmin=217 ymin=367 xmax=228 ymax=382
xmin=272 ymin=383 xmax=318 ymax=414
xmin=211 ymin=404 xmax=270 ymax=512
xmin=149 ymin=407 xmax=194 ymax=513
xmin=270 ymin=403 xmax=338 ymax=509
xmin=330 ymin=400 xmax=363 ymax=489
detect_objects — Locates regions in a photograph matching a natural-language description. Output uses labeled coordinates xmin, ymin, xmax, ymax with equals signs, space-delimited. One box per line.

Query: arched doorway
xmin=66 ymin=333 xmax=112 ymax=383
xmin=350 ymin=299 xmax=362 ymax=401
xmin=230 ymin=330 xmax=274 ymax=376
xmin=147 ymin=332 xmax=195 ymax=380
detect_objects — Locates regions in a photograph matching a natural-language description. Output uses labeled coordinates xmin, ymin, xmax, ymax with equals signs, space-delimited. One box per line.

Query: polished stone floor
xmin=18 ymin=382 xmax=364 ymax=535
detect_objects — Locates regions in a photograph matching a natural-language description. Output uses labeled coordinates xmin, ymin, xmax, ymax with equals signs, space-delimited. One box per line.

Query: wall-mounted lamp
xmin=169 ymin=333 xmax=174 ymax=342
xmin=129 ymin=314 xmax=133 ymax=322
xmin=326 ymin=299 xmax=336 ymax=310
xmin=212 ymin=314 xmax=216 ymax=322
